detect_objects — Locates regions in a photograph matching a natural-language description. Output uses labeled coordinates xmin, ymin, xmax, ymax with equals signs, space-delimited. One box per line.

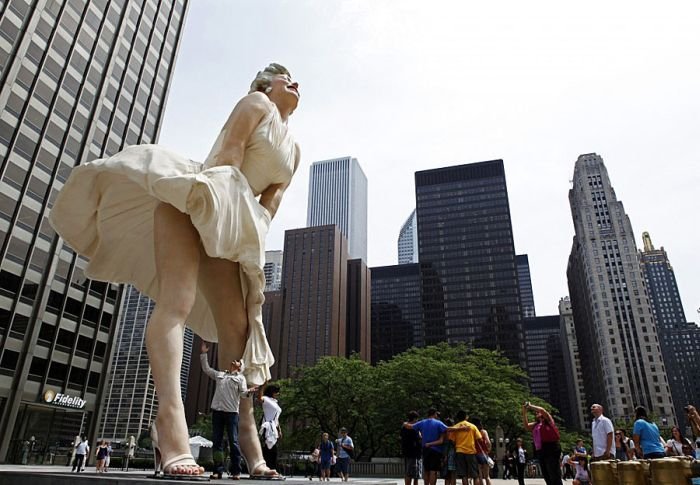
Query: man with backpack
xmin=336 ymin=427 xmax=354 ymax=482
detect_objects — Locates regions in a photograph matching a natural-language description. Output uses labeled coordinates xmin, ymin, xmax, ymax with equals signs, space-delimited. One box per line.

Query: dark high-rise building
xmin=184 ymin=334 xmax=216 ymax=426
xmin=414 ymin=160 xmax=525 ymax=367
xmin=346 ymin=259 xmax=371 ymax=362
xmin=261 ymin=290 xmax=284 ymax=379
xmin=516 ymin=255 xmax=536 ymax=318
xmin=0 ymin=1 xmax=188 ymax=462
xmin=639 ymin=232 xmax=700 ymax=429
xmin=524 ymin=316 xmax=562 ymax=402
xmin=277 ymin=225 xmax=348 ymax=378
xmin=370 ymin=264 xmax=423 ymax=364
xmin=567 ymin=153 xmax=674 ymax=424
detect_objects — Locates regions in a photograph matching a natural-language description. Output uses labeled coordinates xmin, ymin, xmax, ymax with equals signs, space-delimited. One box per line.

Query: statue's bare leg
xmin=198 ymin=254 xmax=278 ymax=476
xmin=145 ymin=202 xmax=203 ymax=475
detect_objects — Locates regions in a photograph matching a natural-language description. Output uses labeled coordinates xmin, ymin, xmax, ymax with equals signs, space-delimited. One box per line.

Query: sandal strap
xmin=249 ymin=460 xmax=267 ymax=474
xmin=163 ymin=453 xmax=198 ymax=471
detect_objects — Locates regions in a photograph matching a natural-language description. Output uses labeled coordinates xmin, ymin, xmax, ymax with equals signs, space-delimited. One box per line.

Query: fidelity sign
xmin=43 ymin=389 xmax=86 ymax=409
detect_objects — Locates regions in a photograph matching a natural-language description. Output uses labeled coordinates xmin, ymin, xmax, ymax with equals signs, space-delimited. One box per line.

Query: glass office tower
xmin=414 ymin=160 xmax=526 ymax=367
xmin=0 ymin=0 xmax=187 ymax=462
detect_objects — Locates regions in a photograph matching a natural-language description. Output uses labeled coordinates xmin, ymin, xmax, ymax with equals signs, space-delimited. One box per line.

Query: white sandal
xmin=151 ymin=423 xmax=206 ymax=479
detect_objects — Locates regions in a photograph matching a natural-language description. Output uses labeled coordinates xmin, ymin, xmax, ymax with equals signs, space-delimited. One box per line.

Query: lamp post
xmin=495 ymin=425 xmax=505 ymax=460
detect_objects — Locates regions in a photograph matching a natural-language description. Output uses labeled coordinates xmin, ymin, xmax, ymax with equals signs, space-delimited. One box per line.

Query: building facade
xmin=0 ymin=0 xmax=188 ymax=462
xmin=370 ymin=264 xmax=423 ymax=364
xmin=397 ymin=209 xmax=418 ymax=264
xmin=277 ymin=225 xmax=349 ymax=378
xmin=558 ymin=297 xmax=588 ymax=430
xmin=415 ymin=160 xmax=526 ymax=367
xmin=524 ymin=316 xmax=567 ymax=407
xmin=306 ymin=156 xmax=368 ymax=262
xmin=263 ymin=250 xmax=283 ymax=292
xmin=98 ymin=285 xmax=156 ymax=442
xmin=639 ymin=232 xmax=700 ymax=429
xmin=346 ymin=258 xmax=371 ymax=362
xmin=516 ymin=255 xmax=536 ymax=319
xmin=566 ymin=153 xmax=675 ymax=424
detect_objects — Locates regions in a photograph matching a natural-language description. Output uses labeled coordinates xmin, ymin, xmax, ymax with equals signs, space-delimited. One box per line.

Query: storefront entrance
xmin=8 ymin=403 xmax=91 ymax=465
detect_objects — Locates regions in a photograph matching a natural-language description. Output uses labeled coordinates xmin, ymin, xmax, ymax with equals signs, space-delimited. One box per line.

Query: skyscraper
xmin=523 ymin=316 xmax=569 ymax=418
xmin=263 ymin=250 xmax=283 ymax=292
xmin=98 ymin=285 xmax=157 ymax=442
xmin=346 ymin=258 xmax=371 ymax=362
xmin=0 ymin=1 xmax=188 ymax=462
xmin=516 ymin=254 xmax=536 ymax=318
xmin=639 ymin=232 xmax=700 ymax=429
xmin=277 ymin=225 xmax=349 ymax=378
xmin=370 ymin=264 xmax=423 ymax=364
xmin=558 ymin=297 xmax=588 ymax=430
xmin=397 ymin=209 xmax=418 ymax=264
xmin=415 ymin=160 xmax=526 ymax=367
xmin=307 ymin=156 xmax=368 ymax=262
xmin=567 ymin=153 xmax=674 ymax=424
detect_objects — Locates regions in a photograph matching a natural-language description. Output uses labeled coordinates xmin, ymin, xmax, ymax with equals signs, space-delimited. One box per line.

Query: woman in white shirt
xmin=665 ymin=426 xmax=692 ymax=456
xmin=258 ymin=385 xmax=282 ymax=471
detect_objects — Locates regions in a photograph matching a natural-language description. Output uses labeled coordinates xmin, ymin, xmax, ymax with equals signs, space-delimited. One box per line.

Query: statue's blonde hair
xmin=248 ymin=63 xmax=291 ymax=94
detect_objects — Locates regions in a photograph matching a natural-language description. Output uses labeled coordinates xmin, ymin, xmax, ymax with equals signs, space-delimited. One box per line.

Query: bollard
xmin=649 ymin=457 xmax=692 ymax=485
xmin=590 ymin=460 xmax=618 ymax=485
xmin=617 ymin=459 xmax=650 ymax=485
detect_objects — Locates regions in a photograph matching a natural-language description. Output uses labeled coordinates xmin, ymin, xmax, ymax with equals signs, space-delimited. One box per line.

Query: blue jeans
xmin=212 ymin=410 xmax=241 ymax=476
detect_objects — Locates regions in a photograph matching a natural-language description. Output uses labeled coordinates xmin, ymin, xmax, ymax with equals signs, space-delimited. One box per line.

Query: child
xmin=572 ymin=454 xmax=590 ymax=485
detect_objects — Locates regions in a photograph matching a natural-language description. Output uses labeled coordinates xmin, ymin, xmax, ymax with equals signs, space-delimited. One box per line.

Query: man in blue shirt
xmin=632 ymin=406 xmax=665 ymax=459
xmin=405 ymin=409 xmax=447 ymax=485
xmin=336 ymin=427 xmax=354 ymax=482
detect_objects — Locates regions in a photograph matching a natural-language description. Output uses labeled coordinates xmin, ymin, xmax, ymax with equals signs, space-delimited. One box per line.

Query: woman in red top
xmin=522 ymin=402 xmax=562 ymax=485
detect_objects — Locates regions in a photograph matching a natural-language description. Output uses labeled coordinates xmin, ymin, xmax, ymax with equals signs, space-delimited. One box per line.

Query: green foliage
xmin=189 ymin=413 xmax=213 ymax=440
xmin=280 ymin=343 xmax=563 ymax=460
xmin=137 ymin=430 xmax=152 ymax=450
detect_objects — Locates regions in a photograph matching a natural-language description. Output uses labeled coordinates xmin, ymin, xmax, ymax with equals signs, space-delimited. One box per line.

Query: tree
xmin=279 ymin=343 xmax=554 ymax=460
xmin=189 ymin=413 xmax=213 ymax=440
xmin=278 ymin=355 xmax=377 ymax=460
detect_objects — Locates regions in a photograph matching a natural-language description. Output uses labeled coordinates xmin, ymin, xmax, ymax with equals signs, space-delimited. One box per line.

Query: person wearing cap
xmin=336 ymin=427 xmax=354 ymax=482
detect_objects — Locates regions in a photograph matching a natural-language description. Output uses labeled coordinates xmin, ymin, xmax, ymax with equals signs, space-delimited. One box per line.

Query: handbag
xmin=539 ymin=420 xmax=560 ymax=443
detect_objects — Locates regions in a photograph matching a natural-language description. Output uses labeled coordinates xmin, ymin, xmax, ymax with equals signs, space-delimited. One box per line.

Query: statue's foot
xmin=250 ymin=463 xmax=284 ymax=480
xmin=151 ymin=418 xmax=205 ymax=477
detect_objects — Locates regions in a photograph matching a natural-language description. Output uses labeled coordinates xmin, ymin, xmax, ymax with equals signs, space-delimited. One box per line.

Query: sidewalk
xmin=0 ymin=464 xmax=548 ymax=485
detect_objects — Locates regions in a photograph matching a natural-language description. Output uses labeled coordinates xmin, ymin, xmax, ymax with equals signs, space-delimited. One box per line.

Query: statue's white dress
xmin=49 ymin=95 xmax=295 ymax=385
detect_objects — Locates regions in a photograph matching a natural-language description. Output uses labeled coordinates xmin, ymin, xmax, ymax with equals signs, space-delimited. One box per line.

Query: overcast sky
xmin=158 ymin=0 xmax=699 ymax=318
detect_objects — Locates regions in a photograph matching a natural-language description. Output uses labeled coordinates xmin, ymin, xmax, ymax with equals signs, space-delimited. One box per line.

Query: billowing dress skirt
xmin=49 ymin=143 xmax=275 ymax=385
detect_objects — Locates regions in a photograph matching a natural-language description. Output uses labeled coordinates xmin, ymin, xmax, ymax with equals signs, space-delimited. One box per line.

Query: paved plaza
xmin=0 ymin=465 xmax=547 ymax=485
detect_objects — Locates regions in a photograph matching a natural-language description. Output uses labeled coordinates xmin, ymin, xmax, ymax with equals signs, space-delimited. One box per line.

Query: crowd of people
xmin=398 ymin=403 xmax=700 ymax=485
xmin=402 ymin=408 xmax=493 ymax=485
xmin=68 ymin=386 xmax=700 ymax=483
